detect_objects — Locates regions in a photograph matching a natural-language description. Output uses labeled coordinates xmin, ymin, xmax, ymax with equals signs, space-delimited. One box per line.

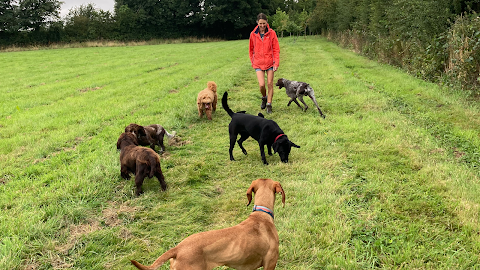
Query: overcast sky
xmin=60 ymin=0 xmax=115 ymax=17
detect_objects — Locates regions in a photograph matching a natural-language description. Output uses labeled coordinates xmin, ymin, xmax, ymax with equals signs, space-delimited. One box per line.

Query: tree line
xmin=306 ymin=0 xmax=480 ymax=91
xmin=1 ymin=0 xmax=479 ymax=90
xmin=0 ymin=0 xmax=293 ymax=45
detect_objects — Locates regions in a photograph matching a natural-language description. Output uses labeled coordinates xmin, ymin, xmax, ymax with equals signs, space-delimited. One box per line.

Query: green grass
xmin=1 ymin=36 xmax=480 ymax=269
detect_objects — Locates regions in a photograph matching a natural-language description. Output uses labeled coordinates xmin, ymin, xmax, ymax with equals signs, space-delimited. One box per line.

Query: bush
xmin=444 ymin=13 xmax=480 ymax=90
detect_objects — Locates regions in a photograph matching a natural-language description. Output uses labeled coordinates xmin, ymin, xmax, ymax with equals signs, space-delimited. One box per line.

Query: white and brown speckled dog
xmin=275 ymin=78 xmax=326 ymax=118
xmin=197 ymin=81 xmax=218 ymax=120
xmin=131 ymin=178 xmax=285 ymax=270
xmin=125 ymin=123 xmax=176 ymax=153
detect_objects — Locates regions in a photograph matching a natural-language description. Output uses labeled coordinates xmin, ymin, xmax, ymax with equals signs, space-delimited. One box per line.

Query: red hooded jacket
xmin=249 ymin=24 xmax=280 ymax=70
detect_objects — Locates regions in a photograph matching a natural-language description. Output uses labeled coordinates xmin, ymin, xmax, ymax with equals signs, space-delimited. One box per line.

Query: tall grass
xmin=1 ymin=37 xmax=480 ymax=269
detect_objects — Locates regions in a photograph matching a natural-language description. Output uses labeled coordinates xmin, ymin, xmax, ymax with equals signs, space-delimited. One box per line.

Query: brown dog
xmin=131 ymin=178 xmax=285 ymax=270
xmin=116 ymin=132 xmax=167 ymax=196
xmin=197 ymin=81 xmax=217 ymax=120
xmin=125 ymin=123 xmax=176 ymax=153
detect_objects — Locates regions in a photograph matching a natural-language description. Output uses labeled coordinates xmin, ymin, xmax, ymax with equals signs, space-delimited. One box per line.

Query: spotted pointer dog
xmin=275 ymin=78 xmax=326 ymax=118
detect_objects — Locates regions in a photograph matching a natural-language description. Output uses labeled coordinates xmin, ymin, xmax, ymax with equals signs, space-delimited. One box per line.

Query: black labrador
xmin=222 ymin=92 xmax=300 ymax=165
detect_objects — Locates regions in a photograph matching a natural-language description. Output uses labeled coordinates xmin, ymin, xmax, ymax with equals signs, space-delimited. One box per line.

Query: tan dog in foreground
xmin=131 ymin=178 xmax=285 ymax=270
xmin=197 ymin=81 xmax=217 ymax=120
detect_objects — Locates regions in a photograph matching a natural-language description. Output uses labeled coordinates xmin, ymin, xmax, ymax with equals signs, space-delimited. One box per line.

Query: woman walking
xmin=249 ymin=13 xmax=280 ymax=113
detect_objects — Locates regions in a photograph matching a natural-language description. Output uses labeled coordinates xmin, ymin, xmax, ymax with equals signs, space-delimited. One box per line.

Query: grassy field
xmin=1 ymin=36 xmax=480 ymax=269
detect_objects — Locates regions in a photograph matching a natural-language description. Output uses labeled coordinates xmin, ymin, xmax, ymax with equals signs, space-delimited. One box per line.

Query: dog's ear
xmin=138 ymin=127 xmax=147 ymax=137
xmin=246 ymin=183 xmax=255 ymax=206
xmin=274 ymin=182 xmax=286 ymax=207
xmin=130 ymin=133 xmax=139 ymax=145
xmin=116 ymin=134 xmax=123 ymax=150
xmin=257 ymin=112 xmax=264 ymax=118
xmin=289 ymin=141 xmax=300 ymax=148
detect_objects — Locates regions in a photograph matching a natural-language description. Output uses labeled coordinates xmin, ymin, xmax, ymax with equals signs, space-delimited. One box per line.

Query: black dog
xmin=276 ymin=78 xmax=326 ymax=118
xmin=222 ymin=92 xmax=300 ymax=165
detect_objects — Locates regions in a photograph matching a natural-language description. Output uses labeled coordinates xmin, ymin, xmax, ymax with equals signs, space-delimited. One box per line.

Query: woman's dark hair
xmin=257 ymin=13 xmax=267 ymax=22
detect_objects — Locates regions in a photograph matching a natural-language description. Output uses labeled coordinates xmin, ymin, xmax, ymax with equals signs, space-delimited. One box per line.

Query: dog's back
xmin=223 ymin=92 xmax=282 ymax=137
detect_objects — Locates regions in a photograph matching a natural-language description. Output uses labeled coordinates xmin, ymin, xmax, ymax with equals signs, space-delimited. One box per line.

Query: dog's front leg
xmin=267 ymin=143 xmax=273 ymax=156
xmin=206 ymin=109 xmax=212 ymax=120
xmin=259 ymin=143 xmax=269 ymax=165
xmin=197 ymin=103 xmax=203 ymax=118
xmin=287 ymin=98 xmax=295 ymax=107
xmin=292 ymin=99 xmax=303 ymax=110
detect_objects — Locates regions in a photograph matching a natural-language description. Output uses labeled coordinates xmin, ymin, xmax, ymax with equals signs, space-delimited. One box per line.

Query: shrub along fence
xmin=315 ymin=2 xmax=480 ymax=93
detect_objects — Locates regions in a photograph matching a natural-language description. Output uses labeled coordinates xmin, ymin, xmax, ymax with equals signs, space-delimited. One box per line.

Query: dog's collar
xmin=253 ymin=205 xmax=274 ymax=219
xmin=274 ymin=134 xmax=285 ymax=143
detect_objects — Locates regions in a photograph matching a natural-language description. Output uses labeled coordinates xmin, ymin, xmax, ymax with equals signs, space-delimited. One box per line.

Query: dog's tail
xmin=131 ymin=248 xmax=177 ymax=270
xmin=222 ymin=91 xmax=234 ymax=117
xmin=207 ymin=81 xmax=217 ymax=93
xmin=164 ymin=129 xmax=176 ymax=139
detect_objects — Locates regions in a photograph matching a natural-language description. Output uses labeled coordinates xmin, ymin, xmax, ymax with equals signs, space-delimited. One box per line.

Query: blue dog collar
xmin=253 ymin=205 xmax=274 ymax=219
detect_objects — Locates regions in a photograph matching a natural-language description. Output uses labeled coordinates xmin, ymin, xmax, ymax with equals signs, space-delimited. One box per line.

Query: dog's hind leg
xmin=229 ymin=133 xmax=237 ymax=161
xmin=237 ymin=133 xmax=250 ymax=155
xmin=298 ymin=95 xmax=309 ymax=112
xmin=121 ymin=166 xmax=131 ymax=180
xmin=309 ymin=94 xmax=326 ymax=118
xmin=158 ymin=133 xmax=166 ymax=153
xmin=134 ymin=173 xmax=145 ymax=196
xmin=155 ymin=170 xmax=167 ymax=191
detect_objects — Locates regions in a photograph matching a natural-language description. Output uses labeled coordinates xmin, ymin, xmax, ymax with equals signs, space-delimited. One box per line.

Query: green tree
xmin=309 ymin=0 xmax=338 ymax=33
xmin=298 ymin=9 xmax=309 ymax=36
xmin=17 ymin=0 xmax=61 ymax=32
xmin=64 ymin=4 xmax=115 ymax=42
xmin=202 ymin=0 xmax=272 ymax=39
xmin=385 ymin=0 xmax=452 ymax=42
xmin=0 ymin=0 xmax=18 ymax=32
xmin=271 ymin=8 xmax=289 ymax=37
xmin=114 ymin=0 xmax=202 ymax=39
